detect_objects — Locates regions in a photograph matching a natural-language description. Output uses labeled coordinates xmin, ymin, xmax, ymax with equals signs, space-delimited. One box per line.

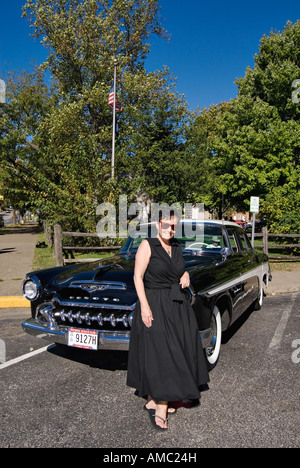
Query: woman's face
xmin=158 ymin=216 xmax=178 ymax=241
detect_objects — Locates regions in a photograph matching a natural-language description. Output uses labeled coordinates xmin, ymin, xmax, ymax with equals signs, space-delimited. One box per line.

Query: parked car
xmin=244 ymin=219 xmax=268 ymax=233
xmin=22 ymin=220 xmax=271 ymax=370
xmin=233 ymin=219 xmax=246 ymax=228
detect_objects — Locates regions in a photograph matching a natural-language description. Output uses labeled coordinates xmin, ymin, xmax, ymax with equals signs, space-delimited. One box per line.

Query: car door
xmin=235 ymin=228 xmax=259 ymax=306
xmin=223 ymin=227 xmax=251 ymax=319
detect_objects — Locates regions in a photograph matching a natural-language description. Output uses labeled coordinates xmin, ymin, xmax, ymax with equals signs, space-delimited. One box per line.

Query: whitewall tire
xmin=205 ymin=306 xmax=222 ymax=370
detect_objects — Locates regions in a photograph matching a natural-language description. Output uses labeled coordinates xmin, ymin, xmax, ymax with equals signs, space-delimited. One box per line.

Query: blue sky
xmin=0 ymin=0 xmax=299 ymax=110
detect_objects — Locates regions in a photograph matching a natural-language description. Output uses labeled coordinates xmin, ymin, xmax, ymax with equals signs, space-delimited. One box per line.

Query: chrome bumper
xmin=22 ymin=318 xmax=130 ymax=351
xmin=22 ymin=318 xmax=211 ymax=352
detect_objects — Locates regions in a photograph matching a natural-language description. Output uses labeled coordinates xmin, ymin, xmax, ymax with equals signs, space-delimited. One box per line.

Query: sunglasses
xmin=160 ymin=221 xmax=177 ymax=231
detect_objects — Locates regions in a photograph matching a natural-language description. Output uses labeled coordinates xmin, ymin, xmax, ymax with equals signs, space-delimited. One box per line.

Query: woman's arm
xmin=133 ymin=239 xmax=153 ymax=328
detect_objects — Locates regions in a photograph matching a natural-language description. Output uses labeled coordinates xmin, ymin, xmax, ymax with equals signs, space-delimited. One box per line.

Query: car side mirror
xmin=220 ymin=247 xmax=231 ymax=261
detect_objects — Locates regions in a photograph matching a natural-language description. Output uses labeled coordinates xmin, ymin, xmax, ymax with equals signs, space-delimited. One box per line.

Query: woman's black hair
xmin=156 ymin=207 xmax=182 ymax=222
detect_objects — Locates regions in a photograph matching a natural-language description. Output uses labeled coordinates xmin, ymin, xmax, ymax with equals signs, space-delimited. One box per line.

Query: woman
xmin=127 ymin=211 xmax=209 ymax=430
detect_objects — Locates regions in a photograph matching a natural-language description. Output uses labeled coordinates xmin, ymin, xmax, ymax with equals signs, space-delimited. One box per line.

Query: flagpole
xmin=111 ymin=59 xmax=117 ymax=180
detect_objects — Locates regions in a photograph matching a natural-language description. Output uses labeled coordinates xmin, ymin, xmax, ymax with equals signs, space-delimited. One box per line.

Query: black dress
xmin=127 ymin=237 xmax=209 ymax=402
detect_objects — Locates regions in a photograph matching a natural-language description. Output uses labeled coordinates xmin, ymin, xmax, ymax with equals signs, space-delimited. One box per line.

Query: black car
xmin=22 ymin=220 xmax=271 ymax=369
xmin=244 ymin=219 xmax=268 ymax=233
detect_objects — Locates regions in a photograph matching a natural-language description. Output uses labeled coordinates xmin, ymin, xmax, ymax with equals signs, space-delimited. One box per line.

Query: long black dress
xmin=127 ymin=237 xmax=209 ymax=402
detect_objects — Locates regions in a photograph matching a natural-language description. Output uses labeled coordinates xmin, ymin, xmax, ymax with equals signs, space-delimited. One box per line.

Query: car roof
xmin=182 ymin=219 xmax=239 ymax=227
xmin=137 ymin=219 xmax=241 ymax=229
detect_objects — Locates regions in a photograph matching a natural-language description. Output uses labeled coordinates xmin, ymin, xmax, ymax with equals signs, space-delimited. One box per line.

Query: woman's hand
xmin=141 ymin=306 xmax=154 ymax=328
xmin=179 ymin=271 xmax=190 ymax=289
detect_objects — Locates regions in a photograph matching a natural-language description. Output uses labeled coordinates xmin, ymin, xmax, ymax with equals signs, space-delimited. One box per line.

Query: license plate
xmin=68 ymin=328 xmax=98 ymax=350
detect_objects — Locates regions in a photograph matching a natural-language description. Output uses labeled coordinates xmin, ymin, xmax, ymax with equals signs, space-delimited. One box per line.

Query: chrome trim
xmin=22 ymin=317 xmax=209 ymax=351
xmin=85 ymin=313 xmax=91 ymax=325
xmin=32 ymin=299 xmax=132 ymax=329
xmin=22 ymin=275 xmax=42 ymax=301
xmin=97 ymin=313 xmax=103 ymax=326
xmin=53 ymin=309 xmax=132 ymax=327
xmin=204 ymin=263 xmax=269 ymax=297
xmin=22 ymin=319 xmax=131 ymax=350
xmin=70 ymin=281 xmax=127 ymax=291
xmin=128 ymin=312 xmax=134 ymax=327
xmin=35 ymin=302 xmax=58 ymax=330
xmin=56 ymin=298 xmax=136 ymax=311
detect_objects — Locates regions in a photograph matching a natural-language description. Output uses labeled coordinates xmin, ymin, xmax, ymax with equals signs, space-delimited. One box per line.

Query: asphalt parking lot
xmin=0 ymin=293 xmax=299 ymax=449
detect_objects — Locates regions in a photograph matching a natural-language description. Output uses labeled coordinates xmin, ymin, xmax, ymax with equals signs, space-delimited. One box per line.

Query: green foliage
xmin=0 ymin=68 xmax=53 ymax=216
xmin=236 ymin=20 xmax=300 ymax=121
xmin=187 ymin=21 xmax=300 ymax=226
xmin=118 ymin=67 xmax=191 ymax=205
xmin=1 ymin=8 xmax=300 ymax=236
xmin=1 ymin=0 xmax=188 ymax=233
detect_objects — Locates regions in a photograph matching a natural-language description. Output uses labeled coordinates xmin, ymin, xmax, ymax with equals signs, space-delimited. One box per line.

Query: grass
xmin=32 ymin=231 xmax=115 ymax=271
xmin=32 ymin=231 xmax=57 ymax=271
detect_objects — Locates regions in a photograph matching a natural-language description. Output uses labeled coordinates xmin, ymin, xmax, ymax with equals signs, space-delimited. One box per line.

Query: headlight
xmin=23 ymin=277 xmax=40 ymax=301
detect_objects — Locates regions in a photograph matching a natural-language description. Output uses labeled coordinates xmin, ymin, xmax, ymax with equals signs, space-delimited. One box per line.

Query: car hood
xmin=30 ymin=251 xmax=223 ymax=309
xmin=50 ymin=254 xmax=136 ymax=289
xmin=46 ymin=251 xmax=219 ymax=285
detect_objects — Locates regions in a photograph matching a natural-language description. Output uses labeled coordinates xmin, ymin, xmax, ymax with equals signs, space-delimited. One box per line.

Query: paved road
xmin=0 ymin=225 xmax=38 ymax=296
xmin=0 ymin=294 xmax=299 ymax=449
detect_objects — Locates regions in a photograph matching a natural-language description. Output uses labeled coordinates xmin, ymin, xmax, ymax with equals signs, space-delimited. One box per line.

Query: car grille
xmin=36 ymin=280 xmax=136 ymax=331
xmin=35 ymin=301 xmax=136 ymax=332
xmin=55 ymin=307 xmax=134 ymax=330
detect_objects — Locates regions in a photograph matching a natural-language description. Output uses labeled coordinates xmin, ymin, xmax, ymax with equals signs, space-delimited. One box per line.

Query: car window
xmin=180 ymin=225 xmax=225 ymax=252
xmin=236 ymin=229 xmax=252 ymax=251
xmin=120 ymin=223 xmax=226 ymax=254
xmin=226 ymin=228 xmax=239 ymax=253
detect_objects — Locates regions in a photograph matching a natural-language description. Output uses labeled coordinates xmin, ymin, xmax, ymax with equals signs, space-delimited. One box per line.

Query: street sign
xmin=250 ymin=196 xmax=259 ymax=213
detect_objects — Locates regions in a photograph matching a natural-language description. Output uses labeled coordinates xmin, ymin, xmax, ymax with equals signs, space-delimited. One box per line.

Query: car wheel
xmin=253 ymin=284 xmax=264 ymax=310
xmin=205 ymin=306 xmax=222 ymax=371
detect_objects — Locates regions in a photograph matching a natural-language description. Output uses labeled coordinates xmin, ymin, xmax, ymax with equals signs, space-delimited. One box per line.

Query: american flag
xmin=108 ymin=81 xmax=123 ymax=112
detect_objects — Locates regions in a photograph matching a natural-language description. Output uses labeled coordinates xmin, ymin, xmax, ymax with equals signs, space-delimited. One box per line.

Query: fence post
xmin=262 ymin=226 xmax=268 ymax=256
xmin=54 ymin=224 xmax=64 ymax=266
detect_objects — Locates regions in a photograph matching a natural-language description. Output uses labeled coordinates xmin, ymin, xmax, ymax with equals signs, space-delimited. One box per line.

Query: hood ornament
xmin=70 ymin=281 xmax=127 ymax=292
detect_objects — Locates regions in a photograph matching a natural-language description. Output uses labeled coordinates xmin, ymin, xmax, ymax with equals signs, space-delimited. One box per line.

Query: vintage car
xmin=22 ymin=220 xmax=271 ymax=369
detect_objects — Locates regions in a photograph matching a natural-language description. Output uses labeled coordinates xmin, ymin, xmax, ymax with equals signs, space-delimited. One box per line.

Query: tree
xmin=13 ymin=0 xmax=188 ymax=231
xmin=236 ymin=20 xmax=300 ymax=121
xmin=0 ymin=68 xmax=53 ymax=217
xmin=187 ymin=21 xmax=300 ymax=228
xmin=118 ymin=67 xmax=190 ymax=206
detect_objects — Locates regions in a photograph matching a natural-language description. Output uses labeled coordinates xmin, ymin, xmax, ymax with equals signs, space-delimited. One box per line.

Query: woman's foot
xmin=155 ymin=401 xmax=168 ymax=429
xmin=145 ymin=396 xmax=176 ymax=414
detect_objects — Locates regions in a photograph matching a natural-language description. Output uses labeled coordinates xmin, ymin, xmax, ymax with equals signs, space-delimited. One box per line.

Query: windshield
xmin=120 ymin=222 xmax=226 ymax=255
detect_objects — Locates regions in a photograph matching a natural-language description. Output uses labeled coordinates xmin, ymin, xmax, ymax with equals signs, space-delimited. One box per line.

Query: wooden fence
xmin=53 ymin=224 xmax=121 ymax=266
xmin=252 ymin=226 xmax=300 ymax=260
xmin=53 ymin=223 xmax=299 ymax=266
